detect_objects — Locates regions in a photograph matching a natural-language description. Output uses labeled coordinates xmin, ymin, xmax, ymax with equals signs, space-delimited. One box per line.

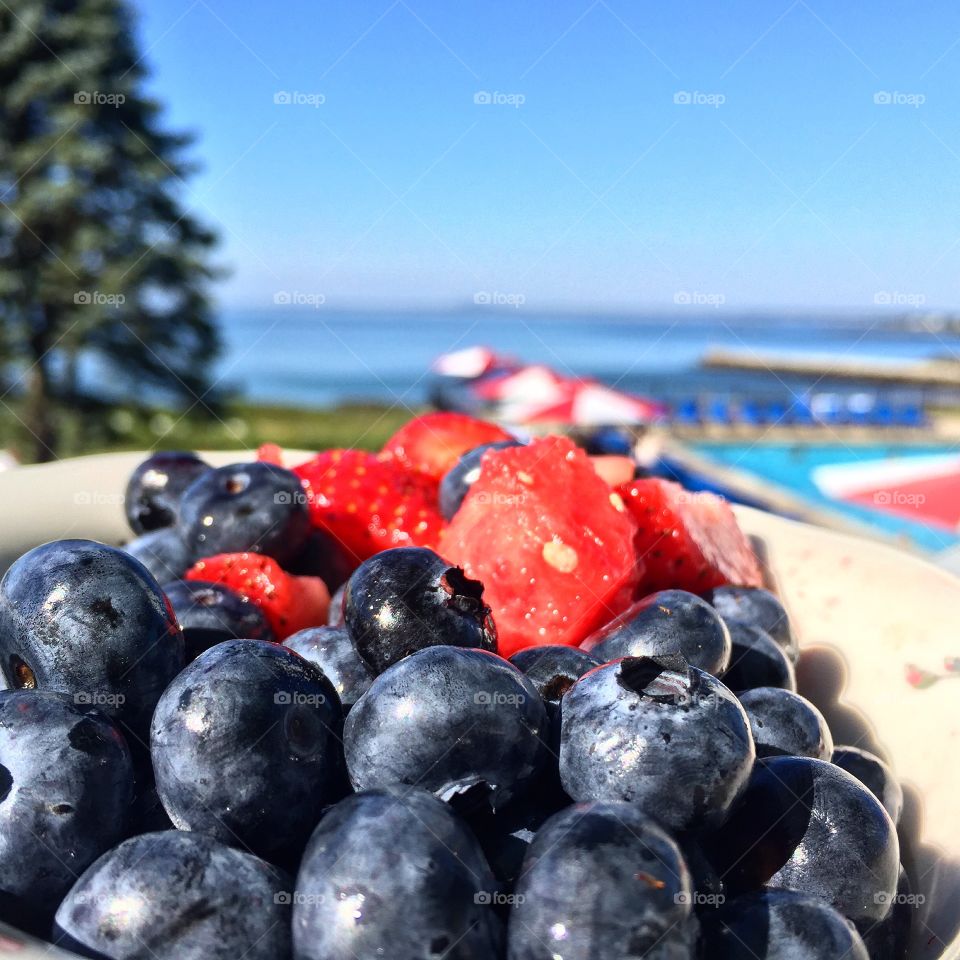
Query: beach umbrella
xmin=432 ymin=346 xmax=514 ymax=379
xmin=507 ymin=379 xmax=667 ymax=426
xmin=430 ymin=347 xmax=523 ymax=380
xmin=813 ymin=453 xmax=960 ymax=531
xmin=474 ymin=364 xmax=576 ymax=405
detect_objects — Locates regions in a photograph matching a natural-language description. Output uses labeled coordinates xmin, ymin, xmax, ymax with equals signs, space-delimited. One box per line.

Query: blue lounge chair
xmin=706 ymin=398 xmax=732 ymax=425
xmin=894 ymin=404 xmax=926 ymax=428
xmin=739 ymin=400 xmax=762 ymax=426
xmin=873 ymin=402 xmax=894 ymax=427
xmin=674 ymin=399 xmax=701 ymax=425
xmin=789 ymin=401 xmax=815 ymax=425
xmin=764 ymin=400 xmax=787 ymax=425
xmin=846 ymin=393 xmax=875 ymax=426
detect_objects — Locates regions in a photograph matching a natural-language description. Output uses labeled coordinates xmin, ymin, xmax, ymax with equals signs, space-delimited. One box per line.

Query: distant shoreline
xmin=217 ymin=304 xmax=942 ymax=330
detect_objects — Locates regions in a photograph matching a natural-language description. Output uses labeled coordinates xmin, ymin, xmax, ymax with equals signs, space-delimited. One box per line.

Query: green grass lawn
xmin=2 ymin=402 xmax=419 ymax=462
xmin=151 ymin=402 xmax=419 ymax=454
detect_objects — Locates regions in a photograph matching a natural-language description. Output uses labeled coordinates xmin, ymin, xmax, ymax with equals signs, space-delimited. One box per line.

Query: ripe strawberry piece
xmin=185 ymin=552 xmax=329 ymax=640
xmin=292 ymin=450 xmax=444 ymax=564
xmin=380 ymin=412 xmax=513 ymax=482
xmin=617 ymin=478 xmax=763 ymax=595
xmin=442 ymin=436 xmax=641 ymax=656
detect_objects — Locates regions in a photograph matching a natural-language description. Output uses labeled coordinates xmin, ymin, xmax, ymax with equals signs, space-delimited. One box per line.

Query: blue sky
xmin=133 ymin=0 xmax=960 ymax=313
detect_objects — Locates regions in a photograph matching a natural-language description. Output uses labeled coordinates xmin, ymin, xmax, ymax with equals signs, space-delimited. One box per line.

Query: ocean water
xmin=216 ymin=309 xmax=960 ymax=408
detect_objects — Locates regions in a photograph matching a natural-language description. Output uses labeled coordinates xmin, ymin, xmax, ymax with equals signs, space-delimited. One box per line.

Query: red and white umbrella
xmin=473 ymin=364 xmax=572 ymax=408
xmin=487 ymin=375 xmax=665 ymax=427
xmin=813 ymin=453 xmax=960 ymax=531
xmin=432 ymin=346 xmax=516 ymax=379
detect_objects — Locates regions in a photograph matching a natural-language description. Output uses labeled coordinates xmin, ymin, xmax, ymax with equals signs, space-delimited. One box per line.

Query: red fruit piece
xmin=256 ymin=443 xmax=285 ymax=466
xmin=185 ymin=553 xmax=329 ymax=640
xmin=380 ymin=412 xmax=513 ymax=482
xmin=292 ymin=450 xmax=444 ymax=564
xmin=442 ymin=436 xmax=641 ymax=656
xmin=617 ymin=478 xmax=762 ymax=595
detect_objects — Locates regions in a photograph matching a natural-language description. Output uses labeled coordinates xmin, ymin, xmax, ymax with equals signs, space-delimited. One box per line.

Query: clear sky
xmin=132 ymin=0 xmax=960 ymax=313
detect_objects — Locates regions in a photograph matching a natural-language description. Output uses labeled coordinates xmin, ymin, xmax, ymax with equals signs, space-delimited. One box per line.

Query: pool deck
xmin=669 ymin=412 xmax=960 ymax=444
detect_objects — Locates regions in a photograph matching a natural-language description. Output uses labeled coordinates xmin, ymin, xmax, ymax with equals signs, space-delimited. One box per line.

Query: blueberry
xmin=506 ymin=801 xmax=698 ymax=959
xmin=720 ymin=618 xmax=796 ymax=693
xmin=861 ymin=865 xmax=914 ymax=959
xmin=832 ymin=745 xmax=903 ymax=825
xmin=124 ymin=528 xmax=193 ymax=583
xmin=0 ymin=691 xmax=134 ymax=935
xmin=283 ymin=625 xmax=373 ymax=710
xmin=739 ymin=686 xmax=833 ymax=760
xmin=286 ymin=529 xmax=355 ymax=592
xmin=559 ymin=656 xmax=754 ymax=832
xmin=344 ymin=547 xmax=497 ymax=675
xmin=293 ymin=786 xmax=501 ymax=960
xmin=698 ymin=889 xmax=869 ymax=959
xmin=54 ymin=830 xmax=291 ymax=960
xmin=582 ymin=589 xmax=732 ymax=676
xmin=124 ymin=451 xmax=210 ymax=534
xmin=709 ymin=757 xmax=900 ymax=925
xmin=580 ymin=427 xmax=634 ymax=456
xmin=344 ymin=645 xmax=548 ymax=811
xmin=707 ymin=585 xmax=798 ymax=663
xmin=508 ymin=645 xmax=601 ymax=703
xmin=509 ymin=645 xmax=601 ymax=756
xmin=178 ymin=462 xmax=309 ymax=564
xmin=150 ymin=639 xmax=343 ymax=865
xmin=438 ymin=440 xmax=522 ymax=520
xmin=468 ymin=781 xmax=571 ymax=885
xmin=676 ymin=833 xmax=725 ymax=911
xmin=163 ymin=579 xmax=274 ymax=661
xmin=0 ymin=540 xmax=185 ymax=739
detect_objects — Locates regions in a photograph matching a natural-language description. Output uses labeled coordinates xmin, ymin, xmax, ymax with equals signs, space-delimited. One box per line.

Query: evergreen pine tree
xmin=0 ymin=0 xmax=220 ymax=461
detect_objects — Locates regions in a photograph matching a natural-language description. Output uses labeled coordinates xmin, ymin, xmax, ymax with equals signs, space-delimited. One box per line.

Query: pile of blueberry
xmin=0 ymin=451 xmax=912 ymax=960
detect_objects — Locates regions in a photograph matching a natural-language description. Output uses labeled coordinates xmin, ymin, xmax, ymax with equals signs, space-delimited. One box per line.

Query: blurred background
xmin=3 ymin=0 xmax=960 ymax=561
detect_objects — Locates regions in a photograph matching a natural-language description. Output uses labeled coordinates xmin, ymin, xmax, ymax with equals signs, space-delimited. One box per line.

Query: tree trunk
xmin=23 ymin=330 xmax=58 ymax=463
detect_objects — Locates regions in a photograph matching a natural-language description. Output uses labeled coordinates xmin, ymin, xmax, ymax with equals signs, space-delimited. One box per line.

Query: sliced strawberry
xmin=617 ymin=478 xmax=763 ymax=595
xmin=292 ymin=449 xmax=444 ymax=565
xmin=185 ymin=552 xmax=329 ymax=640
xmin=442 ymin=436 xmax=641 ymax=656
xmin=380 ymin=412 xmax=513 ymax=482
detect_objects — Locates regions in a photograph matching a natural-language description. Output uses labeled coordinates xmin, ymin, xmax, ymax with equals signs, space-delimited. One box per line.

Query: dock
xmin=702 ymin=348 xmax=960 ymax=387
xmin=669 ymin=418 xmax=960 ymax=443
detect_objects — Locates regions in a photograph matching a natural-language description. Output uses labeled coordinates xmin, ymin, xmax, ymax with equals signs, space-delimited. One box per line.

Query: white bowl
xmin=0 ymin=451 xmax=958 ymax=959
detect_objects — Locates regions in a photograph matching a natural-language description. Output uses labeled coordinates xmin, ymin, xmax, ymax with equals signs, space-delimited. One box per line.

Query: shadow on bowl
xmin=797 ymin=643 xmax=960 ymax=959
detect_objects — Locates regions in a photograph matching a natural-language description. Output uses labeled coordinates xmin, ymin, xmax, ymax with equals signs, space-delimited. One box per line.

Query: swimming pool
xmin=693 ymin=442 xmax=960 ymax=554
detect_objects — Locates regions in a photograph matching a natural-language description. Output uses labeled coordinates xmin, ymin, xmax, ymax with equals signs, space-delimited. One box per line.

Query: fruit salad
xmin=0 ymin=412 xmax=910 ymax=960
